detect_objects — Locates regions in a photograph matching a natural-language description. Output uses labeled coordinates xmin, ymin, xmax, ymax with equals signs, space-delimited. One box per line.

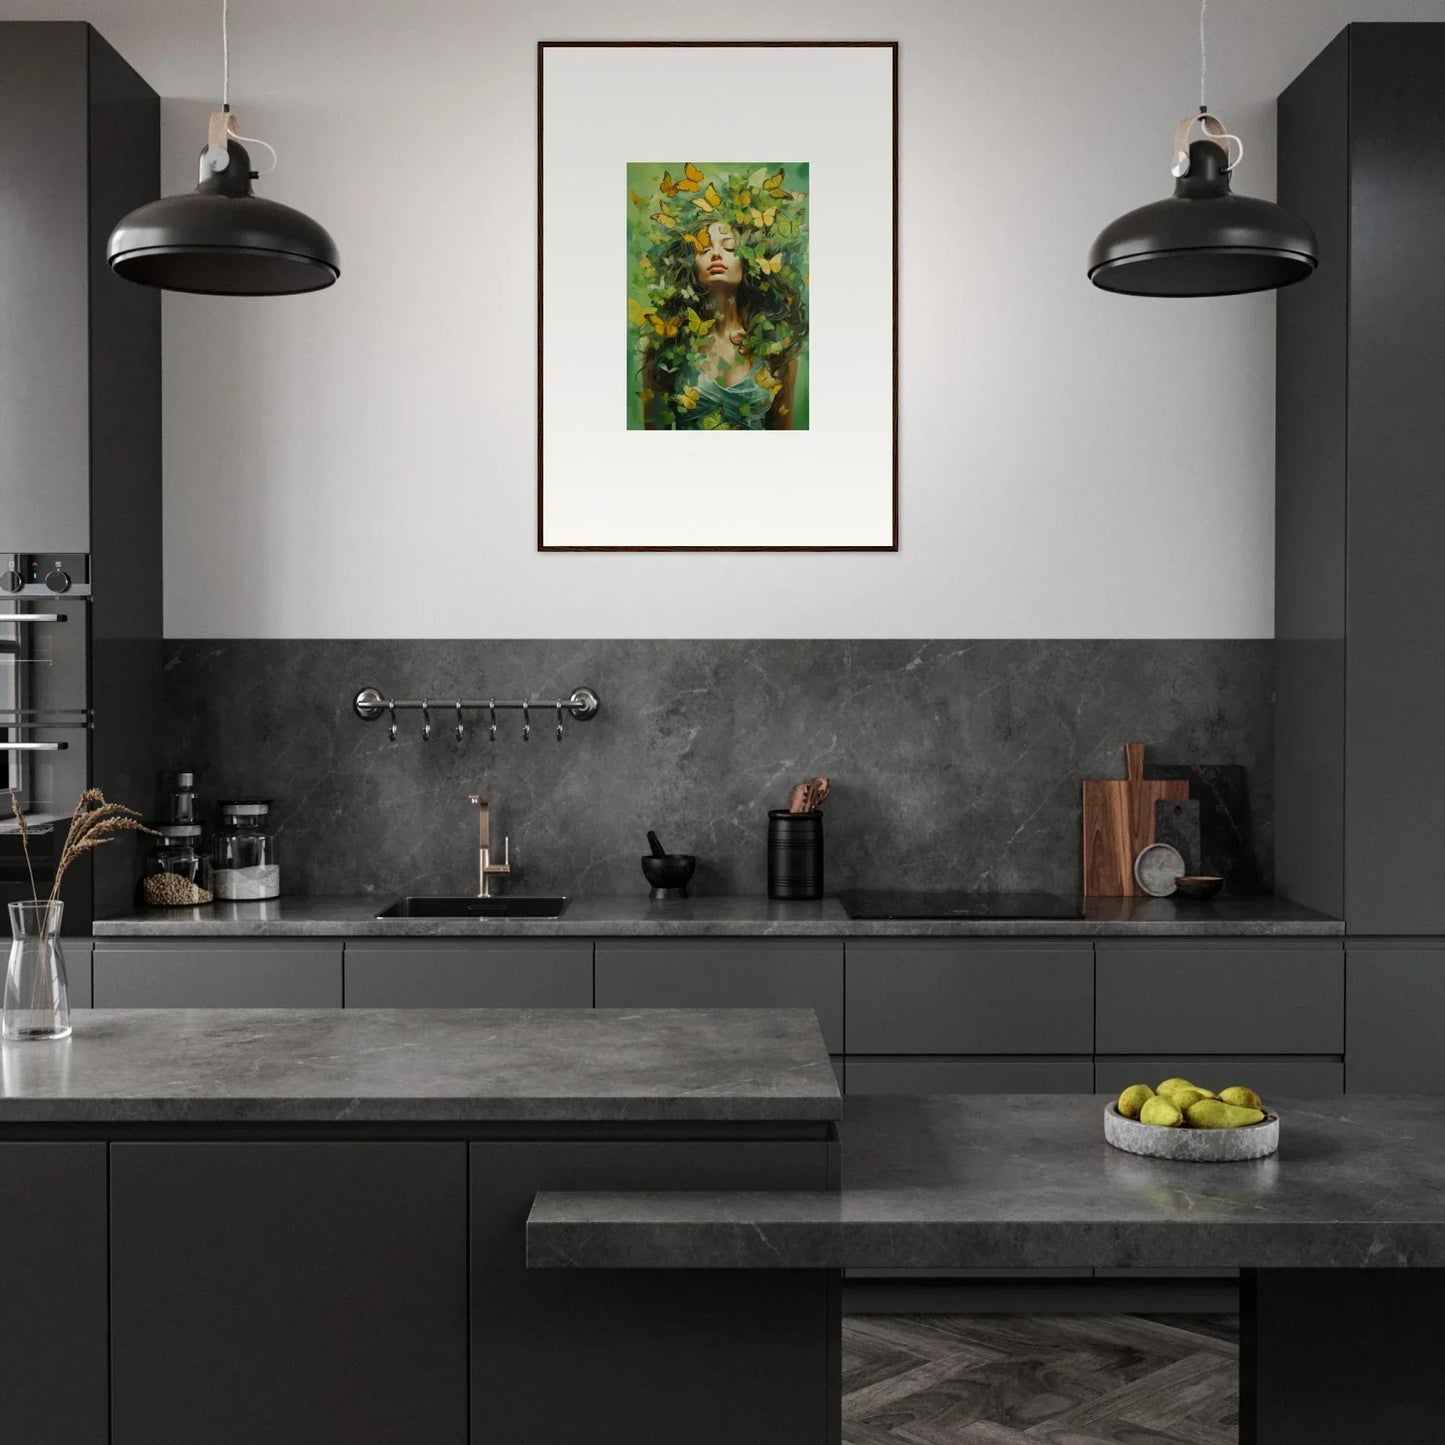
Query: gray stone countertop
xmin=528 ymin=1093 xmax=1445 ymax=1270
xmin=0 ymin=1008 xmax=839 ymax=1125
xmin=91 ymin=893 xmax=1343 ymax=938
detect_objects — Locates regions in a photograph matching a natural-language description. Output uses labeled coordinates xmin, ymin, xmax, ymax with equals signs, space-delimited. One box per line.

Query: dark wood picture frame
xmin=537 ymin=39 xmax=899 ymax=552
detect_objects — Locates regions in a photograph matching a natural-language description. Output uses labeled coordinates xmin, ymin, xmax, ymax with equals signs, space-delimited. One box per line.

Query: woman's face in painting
xmin=695 ymin=224 xmax=741 ymax=288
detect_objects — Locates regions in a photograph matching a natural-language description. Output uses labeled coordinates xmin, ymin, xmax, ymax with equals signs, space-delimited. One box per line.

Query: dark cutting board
xmin=1144 ymin=763 xmax=1260 ymax=894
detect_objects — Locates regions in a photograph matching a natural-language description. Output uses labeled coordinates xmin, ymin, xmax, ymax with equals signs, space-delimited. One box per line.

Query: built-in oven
xmin=0 ymin=558 xmax=91 ymax=917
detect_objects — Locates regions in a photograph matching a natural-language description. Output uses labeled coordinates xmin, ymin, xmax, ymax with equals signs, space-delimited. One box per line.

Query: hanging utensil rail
xmin=352 ymin=685 xmax=600 ymax=743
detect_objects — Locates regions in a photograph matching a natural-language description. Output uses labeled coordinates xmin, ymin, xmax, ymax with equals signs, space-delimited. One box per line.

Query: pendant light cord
xmin=1199 ymin=0 xmax=1208 ymax=110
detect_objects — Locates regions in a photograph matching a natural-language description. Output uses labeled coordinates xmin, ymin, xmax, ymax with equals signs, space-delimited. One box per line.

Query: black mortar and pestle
xmin=642 ymin=830 xmax=696 ymax=901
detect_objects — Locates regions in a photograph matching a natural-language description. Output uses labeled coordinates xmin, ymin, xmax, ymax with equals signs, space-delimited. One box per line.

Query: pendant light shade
xmin=108 ymin=139 xmax=339 ymax=296
xmin=1088 ymin=138 xmax=1317 ymax=297
xmin=106 ymin=0 xmax=337 ymax=296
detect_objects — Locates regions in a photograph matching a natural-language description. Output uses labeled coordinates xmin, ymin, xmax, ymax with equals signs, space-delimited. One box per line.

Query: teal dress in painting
xmin=676 ymin=366 xmax=775 ymax=430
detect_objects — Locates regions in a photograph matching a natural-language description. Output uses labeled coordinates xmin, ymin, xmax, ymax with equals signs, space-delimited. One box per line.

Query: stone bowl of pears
xmin=1105 ymin=1078 xmax=1279 ymax=1162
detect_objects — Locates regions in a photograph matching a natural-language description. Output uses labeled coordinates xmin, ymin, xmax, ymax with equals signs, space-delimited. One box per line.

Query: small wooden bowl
xmin=1173 ymin=875 xmax=1225 ymax=901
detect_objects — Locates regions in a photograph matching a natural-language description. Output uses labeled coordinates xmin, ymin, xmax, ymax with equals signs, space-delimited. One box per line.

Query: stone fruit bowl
xmin=1104 ymin=1103 xmax=1280 ymax=1162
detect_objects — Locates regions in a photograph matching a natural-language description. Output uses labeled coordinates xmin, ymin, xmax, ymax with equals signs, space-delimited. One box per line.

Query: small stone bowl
xmin=1104 ymin=1103 xmax=1279 ymax=1162
xmin=641 ymin=854 xmax=696 ymax=901
xmin=1173 ymin=875 xmax=1225 ymax=902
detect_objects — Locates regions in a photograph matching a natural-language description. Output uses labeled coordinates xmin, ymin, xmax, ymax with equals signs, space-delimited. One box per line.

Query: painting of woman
xmin=626 ymin=163 xmax=809 ymax=431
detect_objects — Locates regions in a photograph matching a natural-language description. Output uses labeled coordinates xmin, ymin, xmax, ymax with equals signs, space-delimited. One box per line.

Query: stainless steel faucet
xmin=467 ymin=795 xmax=511 ymax=897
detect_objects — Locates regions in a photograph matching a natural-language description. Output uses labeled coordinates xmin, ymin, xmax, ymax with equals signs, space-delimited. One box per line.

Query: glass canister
xmin=159 ymin=770 xmax=200 ymax=825
xmin=211 ymin=800 xmax=281 ymax=901
xmin=141 ymin=824 xmax=214 ymax=907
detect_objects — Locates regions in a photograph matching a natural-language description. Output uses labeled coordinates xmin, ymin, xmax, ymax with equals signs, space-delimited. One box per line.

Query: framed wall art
xmin=538 ymin=41 xmax=898 ymax=551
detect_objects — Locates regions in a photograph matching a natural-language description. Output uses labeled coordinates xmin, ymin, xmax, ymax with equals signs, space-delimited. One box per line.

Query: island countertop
xmin=529 ymin=1093 xmax=1445 ymax=1270
xmin=91 ymin=893 xmax=1343 ymax=938
xmin=0 ymin=1007 xmax=841 ymax=1126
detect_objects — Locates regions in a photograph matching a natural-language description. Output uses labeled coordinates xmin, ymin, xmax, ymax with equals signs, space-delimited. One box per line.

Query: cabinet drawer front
xmin=846 ymin=1057 xmax=1094 ymax=1094
xmin=594 ymin=941 xmax=843 ymax=1053
xmin=1094 ymin=1055 xmax=1344 ymax=1097
xmin=845 ymin=943 xmax=1093 ymax=1055
xmin=1096 ymin=943 xmax=1343 ymax=1054
xmin=93 ymin=943 xmax=343 ymax=1008
xmin=1346 ymin=946 xmax=1445 ymax=1092
xmin=344 ymin=941 xmax=592 ymax=1008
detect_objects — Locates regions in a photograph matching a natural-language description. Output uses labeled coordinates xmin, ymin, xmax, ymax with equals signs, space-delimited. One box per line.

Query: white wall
xmin=4 ymin=0 xmax=1442 ymax=638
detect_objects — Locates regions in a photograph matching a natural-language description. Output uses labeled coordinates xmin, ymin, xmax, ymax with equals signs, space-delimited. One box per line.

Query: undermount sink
xmin=376 ymin=896 xmax=570 ymax=919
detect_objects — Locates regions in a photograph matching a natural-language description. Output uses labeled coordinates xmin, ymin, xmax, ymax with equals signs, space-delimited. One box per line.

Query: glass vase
xmin=4 ymin=901 xmax=71 ymax=1042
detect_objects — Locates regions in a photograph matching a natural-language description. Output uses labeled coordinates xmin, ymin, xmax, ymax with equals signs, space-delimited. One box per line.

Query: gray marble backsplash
xmin=160 ymin=641 xmax=1273 ymax=900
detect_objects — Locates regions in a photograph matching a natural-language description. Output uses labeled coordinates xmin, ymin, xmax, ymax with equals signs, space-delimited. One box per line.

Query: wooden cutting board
xmin=1082 ymin=742 xmax=1189 ymax=896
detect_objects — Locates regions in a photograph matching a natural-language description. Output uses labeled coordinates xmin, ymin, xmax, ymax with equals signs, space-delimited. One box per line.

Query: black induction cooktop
xmin=836 ymin=890 xmax=1084 ymax=921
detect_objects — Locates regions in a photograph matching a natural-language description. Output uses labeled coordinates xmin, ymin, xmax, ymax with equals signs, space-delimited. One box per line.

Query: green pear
xmin=1140 ymin=1096 xmax=1185 ymax=1127
xmin=1218 ymin=1086 xmax=1264 ymax=1111
xmin=1117 ymin=1084 xmax=1154 ymax=1119
xmin=1185 ymin=1099 xmax=1266 ymax=1129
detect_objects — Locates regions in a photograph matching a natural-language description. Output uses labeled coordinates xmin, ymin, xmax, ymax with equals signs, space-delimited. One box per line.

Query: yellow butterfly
xmin=685 ymin=307 xmax=715 ymax=338
xmin=691 ymin=182 xmax=723 ymax=213
xmin=763 ymin=168 xmax=790 ymax=199
xmin=651 ymin=203 xmax=677 ymax=228
xmin=677 ymin=384 xmax=701 ymax=411
xmin=754 ymin=365 xmax=783 ymax=397
xmin=749 ymin=206 xmax=778 ymax=228
xmin=661 ymin=162 xmax=704 ymax=197
xmin=756 ymin=252 xmax=783 ymax=275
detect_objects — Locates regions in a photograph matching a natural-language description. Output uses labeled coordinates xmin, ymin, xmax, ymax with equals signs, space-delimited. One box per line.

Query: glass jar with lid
xmin=141 ymin=825 xmax=214 ymax=907
xmin=211 ymin=800 xmax=281 ymax=901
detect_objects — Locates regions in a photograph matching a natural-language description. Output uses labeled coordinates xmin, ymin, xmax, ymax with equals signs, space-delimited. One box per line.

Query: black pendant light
xmin=1088 ymin=0 xmax=1315 ymax=297
xmin=107 ymin=0 xmax=338 ymax=296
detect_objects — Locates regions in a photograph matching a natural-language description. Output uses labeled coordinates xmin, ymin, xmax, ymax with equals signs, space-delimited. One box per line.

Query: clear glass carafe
xmin=4 ymin=900 xmax=71 ymax=1042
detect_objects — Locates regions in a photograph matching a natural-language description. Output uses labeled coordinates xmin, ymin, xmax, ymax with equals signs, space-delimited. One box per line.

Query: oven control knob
xmin=44 ymin=568 xmax=71 ymax=594
xmin=0 ymin=569 xmax=21 ymax=594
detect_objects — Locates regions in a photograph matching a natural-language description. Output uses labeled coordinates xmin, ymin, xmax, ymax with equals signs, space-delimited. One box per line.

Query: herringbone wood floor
xmin=842 ymin=1314 xmax=1239 ymax=1444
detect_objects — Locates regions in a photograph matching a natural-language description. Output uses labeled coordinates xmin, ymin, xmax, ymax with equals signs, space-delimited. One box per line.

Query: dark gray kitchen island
xmin=0 ymin=1007 xmax=841 ymax=1445
xmin=533 ymin=1093 xmax=1445 ymax=1445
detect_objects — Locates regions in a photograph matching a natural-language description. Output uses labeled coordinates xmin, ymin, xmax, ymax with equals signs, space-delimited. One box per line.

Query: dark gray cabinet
xmin=847 ymin=1057 xmax=1093 ymax=1094
xmin=0 ymin=1143 xmax=108 ymax=1445
xmin=595 ymin=939 xmax=844 ymax=1053
xmin=1094 ymin=1056 xmax=1344 ymax=1097
xmin=470 ymin=1139 xmax=834 ymax=1445
xmin=1345 ymin=944 xmax=1445 ymax=1092
xmin=846 ymin=941 xmax=1092 ymax=1055
xmin=1277 ymin=25 xmax=1445 ymax=934
xmin=0 ymin=23 xmax=161 ymax=928
xmin=344 ymin=939 xmax=592 ymax=1008
xmin=64 ymin=938 xmax=93 ymax=1007
xmin=110 ymin=1142 xmax=468 ymax=1445
xmin=93 ymin=940 xmax=343 ymax=1007
xmin=1096 ymin=941 xmax=1343 ymax=1055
